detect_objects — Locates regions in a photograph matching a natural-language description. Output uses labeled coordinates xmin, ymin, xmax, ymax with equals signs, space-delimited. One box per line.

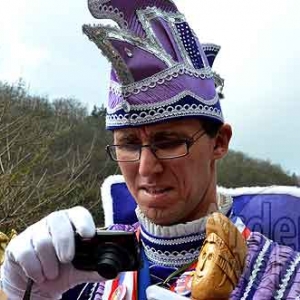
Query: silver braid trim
xmin=109 ymin=63 xmax=213 ymax=99
xmin=106 ymin=97 xmax=223 ymax=128
xmin=274 ymin=253 xmax=300 ymax=300
xmin=142 ymin=241 xmax=201 ymax=268
xmin=202 ymin=43 xmax=221 ymax=52
xmin=88 ymin=0 xmax=128 ymax=28
xmin=141 ymin=231 xmax=206 ymax=246
xmin=241 ymin=239 xmax=271 ymax=300
xmin=108 ymin=89 xmax=219 ymax=114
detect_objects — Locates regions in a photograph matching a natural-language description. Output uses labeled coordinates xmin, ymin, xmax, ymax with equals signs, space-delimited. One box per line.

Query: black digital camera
xmin=72 ymin=229 xmax=142 ymax=280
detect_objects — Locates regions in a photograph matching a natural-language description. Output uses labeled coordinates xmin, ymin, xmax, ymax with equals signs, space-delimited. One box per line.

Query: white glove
xmin=1 ymin=206 xmax=104 ymax=300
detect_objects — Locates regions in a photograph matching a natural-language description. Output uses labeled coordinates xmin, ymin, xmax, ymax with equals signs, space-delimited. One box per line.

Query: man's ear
xmin=213 ymin=124 xmax=232 ymax=159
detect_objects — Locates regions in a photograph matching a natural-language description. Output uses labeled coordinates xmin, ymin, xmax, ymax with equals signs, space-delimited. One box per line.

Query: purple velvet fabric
xmin=84 ymin=0 xmax=223 ymax=129
xmin=231 ymin=232 xmax=300 ymax=299
xmin=108 ymin=73 xmax=217 ymax=109
xmin=151 ymin=18 xmax=184 ymax=63
xmin=110 ymin=40 xmax=169 ymax=82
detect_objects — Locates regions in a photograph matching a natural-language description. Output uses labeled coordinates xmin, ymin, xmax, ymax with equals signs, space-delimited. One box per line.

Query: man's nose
xmin=138 ymin=147 xmax=163 ymax=176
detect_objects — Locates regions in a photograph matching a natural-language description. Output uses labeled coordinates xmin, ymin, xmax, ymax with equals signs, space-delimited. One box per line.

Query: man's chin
xmin=142 ymin=207 xmax=181 ymax=226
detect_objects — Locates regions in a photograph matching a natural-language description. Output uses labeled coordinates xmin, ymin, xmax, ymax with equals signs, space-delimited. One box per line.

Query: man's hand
xmin=1 ymin=207 xmax=104 ymax=299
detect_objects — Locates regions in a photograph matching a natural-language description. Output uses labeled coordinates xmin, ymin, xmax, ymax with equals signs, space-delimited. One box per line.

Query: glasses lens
xmin=154 ymin=140 xmax=187 ymax=159
xmin=109 ymin=145 xmax=140 ymax=162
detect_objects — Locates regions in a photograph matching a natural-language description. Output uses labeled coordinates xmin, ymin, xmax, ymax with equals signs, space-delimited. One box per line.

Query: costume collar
xmin=136 ymin=193 xmax=232 ymax=237
xmin=135 ymin=193 xmax=233 ymax=268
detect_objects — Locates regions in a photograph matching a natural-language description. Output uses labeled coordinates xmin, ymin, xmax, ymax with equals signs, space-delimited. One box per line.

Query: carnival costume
xmin=2 ymin=0 xmax=300 ymax=299
xmin=69 ymin=0 xmax=300 ymax=298
xmin=67 ymin=0 xmax=300 ymax=299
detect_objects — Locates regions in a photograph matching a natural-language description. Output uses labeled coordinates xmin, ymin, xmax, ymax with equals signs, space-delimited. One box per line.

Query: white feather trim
xmin=217 ymin=185 xmax=300 ymax=198
xmin=101 ymin=174 xmax=300 ymax=227
xmin=100 ymin=174 xmax=126 ymax=227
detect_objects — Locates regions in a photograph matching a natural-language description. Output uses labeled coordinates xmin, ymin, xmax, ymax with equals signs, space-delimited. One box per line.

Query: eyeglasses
xmin=106 ymin=129 xmax=207 ymax=162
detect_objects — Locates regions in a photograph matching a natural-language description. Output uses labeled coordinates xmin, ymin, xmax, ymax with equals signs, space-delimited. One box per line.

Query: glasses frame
xmin=106 ymin=128 xmax=207 ymax=162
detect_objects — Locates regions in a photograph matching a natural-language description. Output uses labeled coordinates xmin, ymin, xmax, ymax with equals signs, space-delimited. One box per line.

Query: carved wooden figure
xmin=191 ymin=213 xmax=247 ymax=300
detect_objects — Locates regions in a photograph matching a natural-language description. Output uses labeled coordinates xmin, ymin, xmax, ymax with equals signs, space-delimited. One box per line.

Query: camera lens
xmin=97 ymin=256 xmax=121 ymax=279
xmin=97 ymin=244 xmax=125 ymax=279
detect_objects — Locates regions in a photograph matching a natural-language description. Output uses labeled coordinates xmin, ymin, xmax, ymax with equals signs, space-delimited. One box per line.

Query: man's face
xmin=114 ymin=118 xmax=230 ymax=225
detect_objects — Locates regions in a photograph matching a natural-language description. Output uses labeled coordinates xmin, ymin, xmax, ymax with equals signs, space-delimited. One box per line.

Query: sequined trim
xmin=108 ymin=89 xmax=219 ymax=115
xmin=88 ymin=0 xmax=128 ymax=28
xmin=85 ymin=6 xmax=214 ymax=86
xmin=274 ymin=253 xmax=300 ymax=300
xmin=106 ymin=96 xmax=223 ymax=128
xmin=136 ymin=6 xmax=207 ymax=70
xmin=83 ymin=25 xmax=134 ymax=85
xmin=143 ymin=242 xmax=201 ymax=267
xmin=83 ymin=22 xmax=175 ymax=81
xmin=141 ymin=230 xmax=205 ymax=246
xmin=169 ymin=21 xmax=194 ymax=68
xmin=213 ymin=71 xmax=224 ymax=90
xmin=202 ymin=43 xmax=221 ymax=52
xmin=109 ymin=63 xmax=213 ymax=99
xmin=106 ymin=26 xmax=173 ymax=67
xmin=136 ymin=7 xmax=180 ymax=67
xmin=139 ymin=6 xmax=185 ymax=22
xmin=240 ymin=239 xmax=271 ymax=300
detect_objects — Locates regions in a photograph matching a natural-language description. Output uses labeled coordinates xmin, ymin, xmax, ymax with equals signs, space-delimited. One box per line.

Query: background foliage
xmin=0 ymin=81 xmax=298 ymax=232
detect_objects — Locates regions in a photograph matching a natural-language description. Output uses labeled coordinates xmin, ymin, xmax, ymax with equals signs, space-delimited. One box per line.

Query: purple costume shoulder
xmin=232 ymin=232 xmax=300 ymax=299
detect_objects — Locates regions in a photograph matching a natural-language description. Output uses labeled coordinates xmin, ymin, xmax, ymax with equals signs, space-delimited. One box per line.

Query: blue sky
xmin=0 ymin=0 xmax=300 ymax=175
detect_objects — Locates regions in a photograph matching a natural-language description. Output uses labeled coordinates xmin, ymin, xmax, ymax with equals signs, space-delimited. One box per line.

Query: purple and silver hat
xmin=83 ymin=0 xmax=224 ymax=130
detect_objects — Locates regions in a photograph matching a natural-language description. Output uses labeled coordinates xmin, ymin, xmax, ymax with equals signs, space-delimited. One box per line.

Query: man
xmin=1 ymin=0 xmax=300 ymax=299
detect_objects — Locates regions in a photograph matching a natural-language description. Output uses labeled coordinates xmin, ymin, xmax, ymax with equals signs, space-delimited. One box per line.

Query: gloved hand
xmin=0 ymin=206 xmax=104 ymax=300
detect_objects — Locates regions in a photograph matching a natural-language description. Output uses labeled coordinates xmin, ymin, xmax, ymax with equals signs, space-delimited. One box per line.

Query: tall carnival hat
xmin=83 ymin=0 xmax=224 ymax=130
